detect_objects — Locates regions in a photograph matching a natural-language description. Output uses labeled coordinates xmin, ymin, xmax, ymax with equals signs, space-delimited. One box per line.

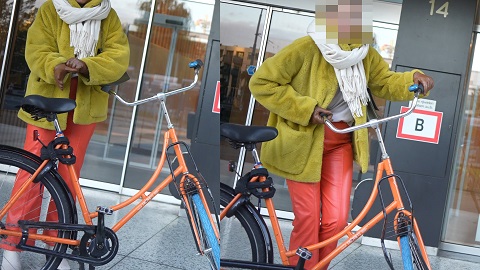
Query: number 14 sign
xmin=396 ymin=107 xmax=443 ymax=144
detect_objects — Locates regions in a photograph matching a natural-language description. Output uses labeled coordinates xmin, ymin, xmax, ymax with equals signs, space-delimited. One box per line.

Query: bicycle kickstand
xmin=294 ymin=247 xmax=312 ymax=270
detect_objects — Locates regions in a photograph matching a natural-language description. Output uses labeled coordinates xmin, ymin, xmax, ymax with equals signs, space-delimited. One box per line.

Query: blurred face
xmin=315 ymin=0 xmax=373 ymax=44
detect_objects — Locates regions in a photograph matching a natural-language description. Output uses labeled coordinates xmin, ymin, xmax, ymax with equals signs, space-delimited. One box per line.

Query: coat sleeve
xmin=80 ymin=9 xmax=130 ymax=86
xmin=249 ymin=39 xmax=318 ymax=126
xmin=366 ymin=46 xmax=423 ymax=101
xmin=25 ymin=3 xmax=68 ymax=85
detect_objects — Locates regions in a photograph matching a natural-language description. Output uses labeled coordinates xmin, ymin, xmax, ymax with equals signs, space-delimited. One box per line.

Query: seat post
xmin=251 ymin=145 xmax=261 ymax=165
xmin=52 ymin=114 xmax=63 ymax=135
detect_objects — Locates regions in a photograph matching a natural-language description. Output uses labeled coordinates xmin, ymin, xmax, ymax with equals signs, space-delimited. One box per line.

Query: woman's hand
xmin=66 ymin=58 xmax=89 ymax=78
xmin=54 ymin=63 xmax=77 ymax=90
xmin=413 ymin=72 xmax=434 ymax=93
xmin=310 ymin=106 xmax=333 ymax=125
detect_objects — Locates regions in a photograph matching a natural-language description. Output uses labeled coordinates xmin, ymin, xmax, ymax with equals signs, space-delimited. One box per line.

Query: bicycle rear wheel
xmin=0 ymin=146 xmax=73 ymax=270
xmin=220 ymin=183 xmax=268 ymax=268
xmin=188 ymin=193 xmax=220 ymax=270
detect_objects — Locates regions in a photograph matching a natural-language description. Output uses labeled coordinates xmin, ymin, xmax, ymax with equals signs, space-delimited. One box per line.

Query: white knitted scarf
xmin=53 ymin=0 xmax=111 ymax=59
xmin=307 ymin=21 xmax=370 ymax=118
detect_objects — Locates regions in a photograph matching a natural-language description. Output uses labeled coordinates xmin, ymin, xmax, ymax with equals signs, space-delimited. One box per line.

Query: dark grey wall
xmin=363 ymin=0 xmax=478 ymax=247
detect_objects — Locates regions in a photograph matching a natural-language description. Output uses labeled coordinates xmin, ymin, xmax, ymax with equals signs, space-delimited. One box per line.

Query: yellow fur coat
xmin=250 ymin=36 xmax=423 ymax=182
xmin=18 ymin=0 xmax=130 ymax=130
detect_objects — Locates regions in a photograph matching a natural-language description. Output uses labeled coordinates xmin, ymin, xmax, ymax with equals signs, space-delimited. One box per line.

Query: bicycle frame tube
xmin=106 ymin=128 xmax=184 ymax=232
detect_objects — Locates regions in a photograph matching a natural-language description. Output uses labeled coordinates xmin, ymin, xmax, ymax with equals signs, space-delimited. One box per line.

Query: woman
xmin=1 ymin=0 xmax=129 ymax=269
xmin=249 ymin=20 xmax=434 ymax=270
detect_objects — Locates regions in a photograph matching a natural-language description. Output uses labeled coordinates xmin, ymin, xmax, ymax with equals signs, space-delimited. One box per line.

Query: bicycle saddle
xmin=21 ymin=95 xmax=76 ymax=115
xmin=220 ymin=123 xmax=278 ymax=144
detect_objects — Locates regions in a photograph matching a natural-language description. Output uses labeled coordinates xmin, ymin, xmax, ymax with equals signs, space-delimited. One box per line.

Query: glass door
xmin=0 ymin=0 xmax=36 ymax=149
xmin=442 ymin=35 xmax=480 ymax=254
xmin=80 ymin=0 xmax=146 ymax=186
xmin=122 ymin=0 xmax=214 ymax=193
xmin=219 ymin=1 xmax=267 ymax=190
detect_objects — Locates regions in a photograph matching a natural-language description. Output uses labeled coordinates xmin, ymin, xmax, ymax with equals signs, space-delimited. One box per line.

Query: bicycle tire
xmin=220 ymin=183 xmax=268 ymax=268
xmin=407 ymin=229 xmax=430 ymax=270
xmin=189 ymin=193 xmax=220 ymax=270
xmin=0 ymin=147 xmax=73 ymax=270
xmin=400 ymin=235 xmax=414 ymax=270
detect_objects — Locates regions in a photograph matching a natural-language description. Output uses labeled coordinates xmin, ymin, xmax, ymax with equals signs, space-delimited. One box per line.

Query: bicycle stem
xmin=373 ymin=123 xmax=389 ymax=160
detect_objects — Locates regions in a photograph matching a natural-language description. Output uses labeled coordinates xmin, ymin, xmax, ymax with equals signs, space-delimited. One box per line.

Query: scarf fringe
xmin=53 ymin=0 xmax=111 ymax=59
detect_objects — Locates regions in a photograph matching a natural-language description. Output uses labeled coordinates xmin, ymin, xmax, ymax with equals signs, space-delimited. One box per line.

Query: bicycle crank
xmin=16 ymin=220 xmax=119 ymax=266
xmin=79 ymin=228 xmax=118 ymax=264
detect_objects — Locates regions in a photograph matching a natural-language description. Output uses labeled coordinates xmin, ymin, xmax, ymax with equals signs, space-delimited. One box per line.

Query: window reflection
xmin=220 ymin=3 xmax=266 ymax=125
xmin=81 ymin=0 xmax=144 ymax=185
xmin=0 ymin=1 xmax=38 ymax=148
xmin=123 ymin=0 xmax=214 ymax=191
xmin=219 ymin=2 xmax=266 ymax=185
xmin=443 ymin=36 xmax=480 ymax=248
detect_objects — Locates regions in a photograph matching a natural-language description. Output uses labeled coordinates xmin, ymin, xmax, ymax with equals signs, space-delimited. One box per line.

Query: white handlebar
xmin=109 ymin=72 xmax=200 ymax=107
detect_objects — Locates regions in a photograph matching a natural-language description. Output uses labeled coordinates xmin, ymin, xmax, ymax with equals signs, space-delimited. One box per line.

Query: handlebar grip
xmin=188 ymin=59 xmax=204 ymax=70
xmin=408 ymin=83 xmax=424 ymax=94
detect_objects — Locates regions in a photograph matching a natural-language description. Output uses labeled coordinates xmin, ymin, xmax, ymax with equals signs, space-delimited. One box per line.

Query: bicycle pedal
xmin=296 ymin=247 xmax=312 ymax=260
xmin=96 ymin=206 xmax=113 ymax=215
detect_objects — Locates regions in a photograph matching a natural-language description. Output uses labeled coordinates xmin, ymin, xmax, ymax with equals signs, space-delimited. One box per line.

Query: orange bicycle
xmin=0 ymin=60 xmax=220 ymax=270
xmin=220 ymin=85 xmax=431 ymax=270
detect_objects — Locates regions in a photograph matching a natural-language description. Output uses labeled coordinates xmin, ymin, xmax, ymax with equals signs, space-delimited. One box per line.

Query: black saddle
xmin=21 ymin=95 xmax=76 ymax=121
xmin=220 ymin=123 xmax=278 ymax=147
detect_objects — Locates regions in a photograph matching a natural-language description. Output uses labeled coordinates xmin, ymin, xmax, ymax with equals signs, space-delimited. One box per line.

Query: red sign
xmin=396 ymin=107 xmax=443 ymax=144
xmin=212 ymin=81 xmax=220 ymax=114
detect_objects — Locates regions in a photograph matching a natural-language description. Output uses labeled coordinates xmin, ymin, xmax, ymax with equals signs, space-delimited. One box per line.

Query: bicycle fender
xmin=0 ymin=144 xmax=78 ymax=226
xmin=221 ymin=183 xmax=274 ymax=264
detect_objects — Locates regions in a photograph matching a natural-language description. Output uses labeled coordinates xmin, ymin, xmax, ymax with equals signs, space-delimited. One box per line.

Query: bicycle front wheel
xmin=399 ymin=226 xmax=430 ymax=270
xmin=0 ymin=146 xmax=73 ymax=270
xmin=188 ymin=193 xmax=220 ymax=270
xmin=220 ymin=183 xmax=269 ymax=268
xmin=400 ymin=235 xmax=414 ymax=270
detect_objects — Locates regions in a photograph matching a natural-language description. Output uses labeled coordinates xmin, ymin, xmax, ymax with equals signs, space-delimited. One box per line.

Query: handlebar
xmin=324 ymin=84 xmax=423 ymax=133
xmin=107 ymin=59 xmax=204 ymax=107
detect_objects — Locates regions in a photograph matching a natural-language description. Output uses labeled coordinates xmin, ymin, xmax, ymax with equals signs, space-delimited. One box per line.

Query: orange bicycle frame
xmin=0 ymin=127 xmax=219 ymax=251
xmin=221 ymin=157 xmax=431 ymax=270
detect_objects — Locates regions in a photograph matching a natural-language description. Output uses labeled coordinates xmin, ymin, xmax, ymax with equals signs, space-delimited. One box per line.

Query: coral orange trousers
xmin=287 ymin=122 xmax=353 ymax=270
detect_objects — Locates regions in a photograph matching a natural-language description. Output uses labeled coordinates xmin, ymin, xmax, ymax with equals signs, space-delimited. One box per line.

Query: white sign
xmin=409 ymin=99 xmax=437 ymax=111
xmin=396 ymin=107 xmax=443 ymax=144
